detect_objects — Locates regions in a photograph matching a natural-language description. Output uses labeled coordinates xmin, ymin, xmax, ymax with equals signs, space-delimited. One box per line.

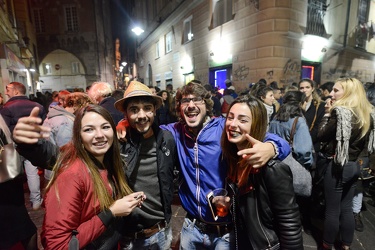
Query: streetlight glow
xmin=131 ymin=27 xmax=144 ymax=36
xmin=121 ymin=62 xmax=127 ymax=67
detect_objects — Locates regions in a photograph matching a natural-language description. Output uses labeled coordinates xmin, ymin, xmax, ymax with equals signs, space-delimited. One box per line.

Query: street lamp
xmin=131 ymin=27 xmax=144 ymax=36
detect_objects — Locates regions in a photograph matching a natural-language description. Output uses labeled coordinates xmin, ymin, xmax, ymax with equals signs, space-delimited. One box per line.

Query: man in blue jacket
xmin=160 ymin=82 xmax=290 ymax=249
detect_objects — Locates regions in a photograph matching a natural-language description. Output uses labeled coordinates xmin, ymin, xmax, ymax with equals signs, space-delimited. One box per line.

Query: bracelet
xmin=267 ymin=141 xmax=279 ymax=159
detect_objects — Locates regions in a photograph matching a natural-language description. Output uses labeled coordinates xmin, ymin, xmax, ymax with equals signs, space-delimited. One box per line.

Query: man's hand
xmin=13 ymin=107 xmax=51 ymax=144
xmin=237 ymin=134 xmax=275 ymax=168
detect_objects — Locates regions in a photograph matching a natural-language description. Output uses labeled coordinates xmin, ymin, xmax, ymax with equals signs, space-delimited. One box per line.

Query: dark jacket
xmin=120 ymin=123 xmax=178 ymax=230
xmin=99 ymin=97 xmax=124 ymax=125
xmin=227 ymin=160 xmax=303 ymax=250
xmin=317 ymin=108 xmax=367 ymax=161
xmin=0 ymin=95 xmax=45 ymax=133
xmin=303 ymin=101 xmax=325 ymax=153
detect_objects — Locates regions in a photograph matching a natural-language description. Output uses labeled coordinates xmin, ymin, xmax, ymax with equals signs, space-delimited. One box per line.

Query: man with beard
xmin=160 ymin=82 xmax=290 ymax=249
xmin=13 ymin=81 xmax=179 ymax=250
xmin=12 ymin=82 xmax=290 ymax=249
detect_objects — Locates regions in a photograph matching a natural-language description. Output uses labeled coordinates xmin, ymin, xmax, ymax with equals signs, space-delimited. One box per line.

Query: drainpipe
xmin=343 ymin=0 xmax=351 ymax=48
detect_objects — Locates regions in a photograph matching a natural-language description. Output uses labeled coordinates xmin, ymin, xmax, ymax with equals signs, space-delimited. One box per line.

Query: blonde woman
xmin=318 ymin=78 xmax=374 ymax=250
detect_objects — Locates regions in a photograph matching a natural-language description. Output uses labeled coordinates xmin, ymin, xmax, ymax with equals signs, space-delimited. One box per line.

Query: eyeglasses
xmin=180 ymin=97 xmax=204 ymax=105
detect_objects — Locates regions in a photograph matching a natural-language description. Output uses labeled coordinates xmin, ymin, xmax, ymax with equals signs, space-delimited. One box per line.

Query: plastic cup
xmin=212 ymin=188 xmax=229 ymax=217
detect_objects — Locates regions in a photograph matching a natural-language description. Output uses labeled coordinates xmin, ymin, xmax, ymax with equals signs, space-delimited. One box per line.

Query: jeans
xmin=179 ymin=217 xmax=232 ymax=250
xmin=121 ymin=226 xmax=172 ymax=250
xmin=352 ymin=190 xmax=363 ymax=214
xmin=24 ymin=160 xmax=41 ymax=205
xmin=323 ymin=161 xmax=360 ymax=247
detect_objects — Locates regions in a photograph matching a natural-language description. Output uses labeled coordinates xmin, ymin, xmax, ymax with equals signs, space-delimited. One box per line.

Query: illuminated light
xmin=301 ymin=35 xmax=329 ymax=62
xmin=302 ymin=66 xmax=314 ymax=79
xmin=210 ymin=37 xmax=232 ymax=65
xmin=132 ymin=27 xmax=144 ymax=36
xmin=29 ymin=68 xmax=36 ymax=72
xmin=188 ymin=33 xmax=194 ymax=41
xmin=121 ymin=62 xmax=127 ymax=67
xmin=45 ymin=64 xmax=50 ymax=69
xmin=181 ymin=55 xmax=193 ymax=74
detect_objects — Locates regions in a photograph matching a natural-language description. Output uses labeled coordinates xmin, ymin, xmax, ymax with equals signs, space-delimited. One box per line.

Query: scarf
xmin=334 ymin=107 xmax=352 ymax=167
xmin=368 ymin=109 xmax=375 ymax=154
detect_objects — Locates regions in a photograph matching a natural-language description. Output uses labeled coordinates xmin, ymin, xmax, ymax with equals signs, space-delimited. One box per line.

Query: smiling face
xmin=225 ymin=103 xmax=252 ymax=150
xmin=299 ymin=81 xmax=314 ymax=100
xmin=125 ymin=100 xmax=155 ymax=138
xmin=80 ymin=112 xmax=114 ymax=163
xmin=330 ymin=82 xmax=344 ymax=103
xmin=180 ymin=94 xmax=206 ymax=133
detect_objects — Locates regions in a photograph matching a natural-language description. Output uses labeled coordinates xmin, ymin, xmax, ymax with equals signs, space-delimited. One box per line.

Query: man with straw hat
xmin=12 ymin=81 xmax=178 ymax=250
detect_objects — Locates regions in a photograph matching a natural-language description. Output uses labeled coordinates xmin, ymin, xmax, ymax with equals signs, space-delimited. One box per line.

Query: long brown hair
xmin=221 ymin=95 xmax=268 ymax=187
xmin=46 ymin=104 xmax=132 ymax=211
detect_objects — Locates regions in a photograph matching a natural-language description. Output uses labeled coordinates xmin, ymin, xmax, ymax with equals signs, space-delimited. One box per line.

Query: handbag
xmin=284 ymin=117 xmax=312 ymax=197
xmin=0 ymin=137 xmax=22 ymax=183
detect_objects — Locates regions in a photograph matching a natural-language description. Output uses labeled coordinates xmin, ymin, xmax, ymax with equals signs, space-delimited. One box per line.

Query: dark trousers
xmin=323 ymin=161 xmax=360 ymax=247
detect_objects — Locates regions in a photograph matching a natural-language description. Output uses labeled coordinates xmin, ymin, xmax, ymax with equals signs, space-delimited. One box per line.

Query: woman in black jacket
xmin=221 ymin=95 xmax=302 ymax=249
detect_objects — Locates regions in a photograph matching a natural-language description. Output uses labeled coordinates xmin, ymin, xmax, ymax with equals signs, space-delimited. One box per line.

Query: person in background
xmin=298 ymin=78 xmax=326 ymax=154
xmin=224 ymin=79 xmax=238 ymax=98
xmin=156 ymin=90 xmax=174 ymax=125
xmin=204 ymin=84 xmax=222 ymax=117
xmin=320 ymin=81 xmax=334 ymax=101
xmin=42 ymin=92 xmax=94 ymax=180
xmin=0 ymin=81 xmax=46 ymax=210
xmin=88 ymin=82 xmax=124 ymax=125
xmin=41 ymin=104 xmax=145 ymax=249
xmin=148 ymin=86 xmax=158 ymax=95
xmin=112 ymin=89 xmax=125 ymax=101
xmin=160 ymin=82 xmax=291 ymax=249
xmin=318 ymin=78 xmax=374 ymax=250
xmin=268 ymin=90 xmax=314 ymax=234
xmin=254 ymin=85 xmax=276 ymax=126
xmin=48 ymin=91 xmax=59 ymax=108
xmin=0 ymin=115 xmax=38 ymax=250
xmin=223 ymin=95 xmax=303 ymax=249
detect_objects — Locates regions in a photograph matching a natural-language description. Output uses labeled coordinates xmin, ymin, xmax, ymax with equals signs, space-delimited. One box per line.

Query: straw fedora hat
xmin=114 ymin=81 xmax=163 ymax=112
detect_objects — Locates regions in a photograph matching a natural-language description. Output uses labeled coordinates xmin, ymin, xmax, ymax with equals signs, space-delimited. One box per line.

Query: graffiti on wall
xmin=233 ymin=64 xmax=250 ymax=81
xmin=322 ymin=68 xmax=364 ymax=81
xmin=280 ymin=59 xmax=300 ymax=85
xmin=267 ymin=70 xmax=274 ymax=81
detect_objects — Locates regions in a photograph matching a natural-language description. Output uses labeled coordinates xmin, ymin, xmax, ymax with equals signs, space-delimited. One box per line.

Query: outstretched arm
xmin=13 ymin=107 xmax=59 ymax=169
xmin=237 ymin=133 xmax=290 ymax=168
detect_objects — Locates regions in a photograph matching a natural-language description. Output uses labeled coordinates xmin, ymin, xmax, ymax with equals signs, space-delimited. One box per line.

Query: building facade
xmin=0 ymin=0 xmax=38 ymax=99
xmin=29 ymin=0 xmax=115 ymax=92
xmin=131 ymin=0 xmax=375 ymax=92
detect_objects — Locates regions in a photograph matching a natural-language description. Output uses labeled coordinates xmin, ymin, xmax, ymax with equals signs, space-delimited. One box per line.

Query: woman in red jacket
xmin=41 ymin=104 xmax=145 ymax=249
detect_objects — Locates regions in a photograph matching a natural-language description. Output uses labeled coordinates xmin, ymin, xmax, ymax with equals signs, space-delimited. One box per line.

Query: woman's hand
xmin=109 ymin=191 xmax=146 ymax=217
xmin=116 ymin=119 xmax=128 ymax=142
xmin=237 ymin=134 xmax=275 ymax=168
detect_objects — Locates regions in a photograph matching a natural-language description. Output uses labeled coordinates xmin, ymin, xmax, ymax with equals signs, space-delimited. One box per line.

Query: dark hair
xmin=221 ymin=95 xmax=268 ymax=187
xmin=123 ymin=96 xmax=158 ymax=112
xmin=274 ymin=91 xmax=305 ymax=122
xmin=47 ymin=105 xmax=132 ymax=210
xmin=254 ymin=85 xmax=273 ymax=101
xmin=320 ymin=81 xmax=334 ymax=92
xmin=175 ymin=81 xmax=214 ymax=117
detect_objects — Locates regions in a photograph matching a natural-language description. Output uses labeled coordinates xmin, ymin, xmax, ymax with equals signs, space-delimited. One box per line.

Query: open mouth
xmin=229 ymin=130 xmax=241 ymax=137
xmin=93 ymin=141 xmax=107 ymax=148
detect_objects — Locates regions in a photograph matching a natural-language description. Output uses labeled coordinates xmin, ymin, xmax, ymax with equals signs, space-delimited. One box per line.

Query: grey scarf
xmin=334 ymin=107 xmax=352 ymax=167
xmin=368 ymin=109 xmax=375 ymax=154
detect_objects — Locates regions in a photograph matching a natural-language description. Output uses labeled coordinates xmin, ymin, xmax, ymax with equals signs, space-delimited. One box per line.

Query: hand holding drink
xmin=211 ymin=188 xmax=231 ymax=217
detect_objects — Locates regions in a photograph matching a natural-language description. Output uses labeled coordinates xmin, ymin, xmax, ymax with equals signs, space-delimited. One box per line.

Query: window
xmin=33 ymin=9 xmax=45 ymax=33
xmin=43 ymin=63 xmax=52 ymax=75
xmin=182 ymin=16 xmax=193 ymax=44
xmin=6 ymin=0 xmax=15 ymax=26
xmin=64 ymin=5 xmax=79 ymax=32
xmin=211 ymin=0 xmax=232 ymax=29
xmin=165 ymin=31 xmax=173 ymax=54
xmin=71 ymin=62 xmax=80 ymax=74
xmin=155 ymin=40 xmax=160 ymax=58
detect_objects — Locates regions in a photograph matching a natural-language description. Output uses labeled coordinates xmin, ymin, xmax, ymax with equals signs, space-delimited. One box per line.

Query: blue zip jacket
xmin=161 ymin=116 xmax=290 ymax=224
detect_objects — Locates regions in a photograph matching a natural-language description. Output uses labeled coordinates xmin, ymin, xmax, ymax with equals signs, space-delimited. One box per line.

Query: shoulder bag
xmin=0 ymin=136 xmax=22 ymax=183
xmin=283 ymin=117 xmax=312 ymax=197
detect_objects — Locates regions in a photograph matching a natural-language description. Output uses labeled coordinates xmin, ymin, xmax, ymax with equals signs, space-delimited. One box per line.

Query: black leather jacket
xmin=227 ymin=160 xmax=303 ymax=250
xmin=121 ymin=123 xmax=178 ymax=226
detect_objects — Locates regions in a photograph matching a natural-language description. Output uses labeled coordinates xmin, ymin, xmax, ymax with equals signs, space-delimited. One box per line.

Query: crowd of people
xmin=0 ymin=76 xmax=375 ymax=250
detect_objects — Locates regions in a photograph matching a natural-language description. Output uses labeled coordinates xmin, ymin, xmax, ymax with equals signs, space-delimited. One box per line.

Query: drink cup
xmin=212 ymin=188 xmax=229 ymax=217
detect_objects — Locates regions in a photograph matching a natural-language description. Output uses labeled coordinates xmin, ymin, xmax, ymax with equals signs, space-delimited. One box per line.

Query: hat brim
xmin=114 ymin=95 xmax=163 ymax=113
